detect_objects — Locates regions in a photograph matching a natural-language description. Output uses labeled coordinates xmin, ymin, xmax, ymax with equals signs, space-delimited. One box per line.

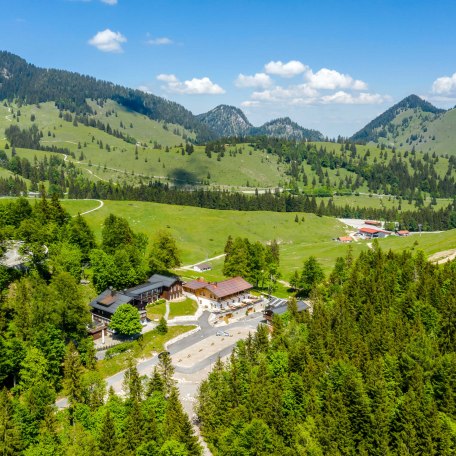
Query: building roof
xmin=205 ymin=277 xmax=253 ymax=299
xmin=183 ymin=279 xmax=208 ymax=291
xmin=359 ymin=227 xmax=382 ymax=234
xmin=194 ymin=262 xmax=212 ymax=270
xmin=364 ymin=220 xmax=381 ymax=226
xmin=268 ymin=300 xmax=310 ymax=316
xmin=397 ymin=230 xmax=410 ymax=235
xmin=89 ymin=274 xmax=180 ymax=315
xmin=184 ymin=276 xmax=253 ymax=299
xmin=148 ymin=274 xmax=180 ymax=288
xmin=338 ymin=236 xmax=353 ymax=242
xmin=89 ymin=289 xmax=133 ymax=315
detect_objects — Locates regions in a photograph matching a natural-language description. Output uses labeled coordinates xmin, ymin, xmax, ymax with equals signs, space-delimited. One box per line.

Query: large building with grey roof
xmin=89 ymin=274 xmax=183 ymax=325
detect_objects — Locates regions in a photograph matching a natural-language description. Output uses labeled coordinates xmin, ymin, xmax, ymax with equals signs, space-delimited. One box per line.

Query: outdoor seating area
xmin=212 ymin=294 xmax=262 ymax=313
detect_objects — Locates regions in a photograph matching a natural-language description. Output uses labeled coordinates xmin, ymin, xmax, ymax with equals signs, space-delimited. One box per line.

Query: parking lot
xmin=172 ymin=326 xmax=252 ymax=368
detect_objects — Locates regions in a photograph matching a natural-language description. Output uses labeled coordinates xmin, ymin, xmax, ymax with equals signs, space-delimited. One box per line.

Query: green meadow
xmin=60 ymin=198 xmax=456 ymax=287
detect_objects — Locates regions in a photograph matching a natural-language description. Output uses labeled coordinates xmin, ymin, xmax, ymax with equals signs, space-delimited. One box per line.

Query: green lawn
xmin=169 ymin=298 xmax=198 ymax=319
xmin=97 ymin=325 xmax=194 ymax=378
xmin=146 ymin=302 xmax=167 ymax=321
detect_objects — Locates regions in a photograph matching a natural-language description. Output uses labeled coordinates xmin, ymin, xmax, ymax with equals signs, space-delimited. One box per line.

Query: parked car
xmin=216 ymin=330 xmax=232 ymax=337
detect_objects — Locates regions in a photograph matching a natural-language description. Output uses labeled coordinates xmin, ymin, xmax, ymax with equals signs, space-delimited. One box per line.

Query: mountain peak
xmin=196 ymin=104 xmax=252 ymax=137
xmin=197 ymin=107 xmax=324 ymax=141
xmin=254 ymin=117 xmax=324 ymax=141
xmin=350 ymin=94 xmax=445 ymax=143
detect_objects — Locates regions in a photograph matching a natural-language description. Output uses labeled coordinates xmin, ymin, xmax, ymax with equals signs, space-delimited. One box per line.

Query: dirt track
xmin=429 ymin=249 xmax=456 ymax=264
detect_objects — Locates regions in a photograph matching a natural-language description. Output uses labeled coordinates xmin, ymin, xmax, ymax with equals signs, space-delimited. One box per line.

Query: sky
xmin=2 ymin=0 xmax=456 ymax=137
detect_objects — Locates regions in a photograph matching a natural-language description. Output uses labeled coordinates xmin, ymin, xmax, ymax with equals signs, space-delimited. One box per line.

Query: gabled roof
xmin=89 ymin=274 xmax=181 ymax=315
xmin=205 ymin=277 xmax=253 ymax=299
xmin=184 ymin=279 xmax=208 ymax=291
xmin=90 ymin=289 xmax=133 ymax=315
xmin=338 ymin=236 xmax=353 ymax=242
xmin=359 ymin=227 xmax=389 ymax=234
xmin=149 ymin=274 xmax=180 ymax=288
xmin=184 ymin=276 xmax=253 ymax=299
xmin=195 ymin=262 xmax=212 ymax=270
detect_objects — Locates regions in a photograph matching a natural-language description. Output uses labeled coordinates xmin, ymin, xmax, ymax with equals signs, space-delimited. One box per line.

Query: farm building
xmin=89 ymin=274 xmax=183 ymax=325
xmin=358 ymin=227 xmax=391 ymax=239
xmin=183 ymin=276 xmax=253 ymax=310
xmin=397 ymin=230 xmax=410 ymax=236
xmin=337 ymin=236 xmax=353 ymax=243
xmin=193 ymin=262 xmax=212 ymax=272
xmin=364 ymin=220 xmax=382 ymax=227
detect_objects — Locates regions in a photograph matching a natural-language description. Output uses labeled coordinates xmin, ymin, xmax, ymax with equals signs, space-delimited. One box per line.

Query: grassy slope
xmin=0 ymin=101 xmax=289 ymax=188
xmin=1 ymin=100 xmax=455 ymax=194
xmin=60 ymin=199 xmax=456 ymax=286
xmin=60 ymin=199 xmax=367 ymax=277
xmin=368 ymin=107 xmax=456 ymax=155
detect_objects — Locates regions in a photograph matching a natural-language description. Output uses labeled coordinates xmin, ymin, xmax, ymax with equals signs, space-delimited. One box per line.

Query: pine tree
xmin=164 ymin=387 xmax=201 ymax=455
xmin=0 ymin=388 xmax=21 ymax=456
xmin=146 ymin=367 xmax=165 ymax=396
xmin=123 ymin=357 xmax=142 ymax=403
xmin=98 ymin=409 xmax=118 ymax=456
xmin=157 ymin=352 xmax=175 ymax=396
xmin=63 ymin=342 xmax=84 ymax=415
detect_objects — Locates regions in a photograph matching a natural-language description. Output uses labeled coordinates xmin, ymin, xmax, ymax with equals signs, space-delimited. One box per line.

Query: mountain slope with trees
xmin=252 ymin=116 xmax=324 ymax=141
xmin=0 ymin=51 xmax=215 ymax=142
xmin=0 ymin=52 xmax=323 ymax=143
xmin=197 ymin=105 xmax=324 ymax=141
xmin=350 ymin=95 xmax=456 ymax=154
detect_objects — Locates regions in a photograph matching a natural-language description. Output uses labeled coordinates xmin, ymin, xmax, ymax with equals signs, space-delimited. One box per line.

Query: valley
xmin=0 ymin=45 xmax=455 ymax=456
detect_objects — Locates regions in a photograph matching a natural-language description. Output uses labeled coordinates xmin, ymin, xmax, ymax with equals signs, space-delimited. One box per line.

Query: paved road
xmin=56 ymin=308 xmax=268 ymax=409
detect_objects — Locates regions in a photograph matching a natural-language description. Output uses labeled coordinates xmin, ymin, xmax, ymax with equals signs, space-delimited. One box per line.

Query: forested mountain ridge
xmin=0 ymin=51 xmax=322 ymax=143
xmin=350 ymin=94 xmax=456 ymax=154
xmin=0 ymin=51 xmax=215 ymax=142
xmin=197 ymin=105 xmax=324 ymax=141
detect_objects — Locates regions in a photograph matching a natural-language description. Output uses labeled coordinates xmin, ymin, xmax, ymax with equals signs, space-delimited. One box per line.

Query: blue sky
xmin=2 ymin=0 xmax=456 ymax=137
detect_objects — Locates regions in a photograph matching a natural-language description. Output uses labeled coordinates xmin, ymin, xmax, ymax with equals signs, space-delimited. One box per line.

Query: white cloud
xmin=146 ymin=37 xmax=173 ymax=46
xmin=240 ymin=100 xmax=260 ymax=108
xmin=238 ymin=61 xmax=388 ymax=108
xmin=157 ymin=74 xmax=178 ymax=83
xmin=235 ymin=73 xmax=272 ymax=88
xmin=100 ymin=0 xmax=117 ymax=4
xmin=306 ymin=68 xmax=367 ymax=90
xmin=137 ymin=85 xmax=152 ymax=94
xmin=88 ymin=29 xmax=126 ymax=53
xmin=251 ymin=84 xmax=318 ymax=102
xmin=157 ymin=74 xmax=225 ymax=95
xmin=321 ymin=91 xmax=390 ymax=104
xmin=264 ymin=60 xmax=307 ymax=78
xmin=432 ymin=72 xmax=456 ymax=95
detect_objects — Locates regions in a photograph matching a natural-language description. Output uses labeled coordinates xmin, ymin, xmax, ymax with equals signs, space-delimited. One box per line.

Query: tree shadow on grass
xmin=168 ymin=168 xmax=200 ymax=186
